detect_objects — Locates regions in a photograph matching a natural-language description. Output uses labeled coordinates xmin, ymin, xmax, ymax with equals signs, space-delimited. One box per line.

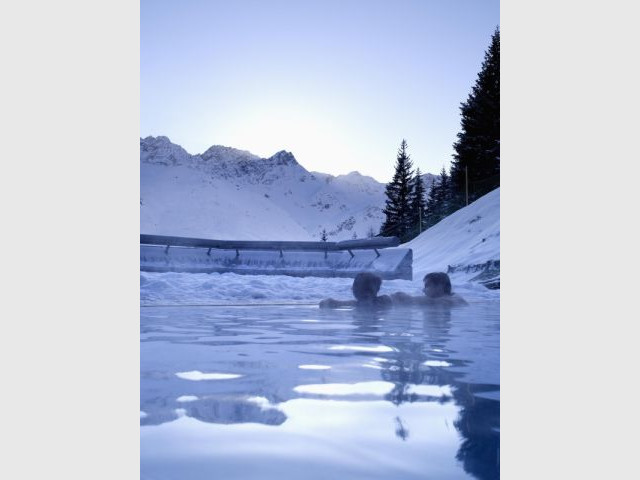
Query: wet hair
xmin=352 ymin=272 xmax=382 ymax=301
xmin=423 ymin=272 xmax=452 ymax=296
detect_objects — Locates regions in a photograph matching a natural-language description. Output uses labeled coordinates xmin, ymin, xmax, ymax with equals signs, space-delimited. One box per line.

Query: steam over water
xmin=141 ymin=301 xmax=499 ymax=479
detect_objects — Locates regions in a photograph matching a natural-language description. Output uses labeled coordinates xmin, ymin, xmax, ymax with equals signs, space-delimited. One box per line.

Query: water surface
xmin=141 ymin=301 xmax=499 ymax=479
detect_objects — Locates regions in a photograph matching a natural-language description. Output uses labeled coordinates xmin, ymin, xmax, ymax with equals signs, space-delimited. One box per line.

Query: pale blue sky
xmin=141 ymin=0 xmax=499 ymax=182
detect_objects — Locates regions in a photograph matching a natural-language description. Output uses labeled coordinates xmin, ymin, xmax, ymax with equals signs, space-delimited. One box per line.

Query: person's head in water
xmin=352 ymin=272 xmax=382 ymax=302
xmin=423 ymin=272 xmax=452 ymax=298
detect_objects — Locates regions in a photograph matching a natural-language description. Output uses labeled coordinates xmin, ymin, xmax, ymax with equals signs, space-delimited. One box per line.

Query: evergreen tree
xmin=424 ymin=174 xmax=441 ymax=228
xmin=436 ymin=166 xmax=451 ymax=218
xmin=409 ymin=168 xmax=427 ymax=236
xmin=380 ymin=140 xmax=414 ymax=240
xmin=450 ymin=28 xmax=500 ymax=209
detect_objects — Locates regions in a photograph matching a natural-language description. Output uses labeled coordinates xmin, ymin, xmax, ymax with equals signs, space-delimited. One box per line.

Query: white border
xmin=2 ymin=0 xmax=639 ymax=478
xmin=1 ymin=1 xmax=139 ymax=478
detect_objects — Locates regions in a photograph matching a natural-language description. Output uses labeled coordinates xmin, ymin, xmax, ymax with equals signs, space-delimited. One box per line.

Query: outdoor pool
xmin=141 ymin=301 xmax=499 ymax=479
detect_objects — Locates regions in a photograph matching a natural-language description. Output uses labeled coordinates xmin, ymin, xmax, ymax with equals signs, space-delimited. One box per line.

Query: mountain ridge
xmin=140 ymin=136 xmax=438 ymax=241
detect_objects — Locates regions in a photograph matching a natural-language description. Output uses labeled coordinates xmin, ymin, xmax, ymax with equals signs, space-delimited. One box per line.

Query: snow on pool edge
xmin=140 ymin=271 xmax=498 ymax=306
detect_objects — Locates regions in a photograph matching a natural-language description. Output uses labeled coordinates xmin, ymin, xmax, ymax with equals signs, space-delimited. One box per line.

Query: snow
xmin=141 ymin=136 xmax=392 ymax=241
xmin=139 ymin=183 xmax=499 ymax=305
xmin=141 ymin=162 xmax=311 ymax=241
xmin=405 ymin=188 xmax=500 ymax=282
xmin=140 ymin=269 xmax=496 ymax=306
xmin=140 ymin=244 xmax=411 ymax=280
xmin=140 ymin=135 xmax=498 ymax=267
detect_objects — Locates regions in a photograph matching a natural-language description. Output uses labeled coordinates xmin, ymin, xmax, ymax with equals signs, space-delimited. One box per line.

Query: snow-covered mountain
xmin=419 ymin=172 xmax=438 ymax=192
xmin=141 ymin=136 xmax=391 ymax=240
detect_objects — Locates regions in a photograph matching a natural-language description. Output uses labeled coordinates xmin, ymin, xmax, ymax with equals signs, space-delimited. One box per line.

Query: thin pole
xmin=465 ymin=166 xmax=469 ymax=206
xmin=418 ymin=205 xmax=422 ymax=234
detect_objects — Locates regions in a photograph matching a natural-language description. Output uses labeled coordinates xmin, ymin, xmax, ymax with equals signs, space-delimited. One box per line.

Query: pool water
xmin=141 ymin=301 xmax=500 ymax=479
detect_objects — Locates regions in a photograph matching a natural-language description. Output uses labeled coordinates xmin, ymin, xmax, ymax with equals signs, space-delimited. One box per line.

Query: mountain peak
xmin=200 ymin=145 xmax=261 ymax=163
xmin=140 ymin=136 xmax=191 ymax=166
xmin=143 ymin=135 xmax=171 ymax=143
xmin=335 ymin=170 xmax=379 ymax=185
xmin=268 ymin=150 xmax=298 ymax=166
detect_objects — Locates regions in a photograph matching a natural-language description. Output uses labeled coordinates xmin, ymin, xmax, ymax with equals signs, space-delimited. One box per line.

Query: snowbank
xmin=405 ymin=188 xmax=500 ymax=284
xmin=140 ymin=270 xmax=496 ymax=306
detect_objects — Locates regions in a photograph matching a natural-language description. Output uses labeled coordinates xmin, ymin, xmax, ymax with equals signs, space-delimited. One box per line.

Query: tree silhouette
xmin=450 ymin=28 xmax=500 ymax=208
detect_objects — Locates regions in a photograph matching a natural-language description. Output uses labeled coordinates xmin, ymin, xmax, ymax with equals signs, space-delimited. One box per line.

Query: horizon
xmin=141 ymin=0 xmax=499 ymax=182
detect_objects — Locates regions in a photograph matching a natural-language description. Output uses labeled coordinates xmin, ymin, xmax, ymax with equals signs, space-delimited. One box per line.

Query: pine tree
xmin=424 ymin=174 xmax=441 ymax=228
xmin=409 ymin=168 xmax=427 ymax=237
xmin=380 ymin=139 xmax=414 ymax=240
xmin=450 ymin=28 xmax=500 ymax=209
xmin=436 ymin=166 xmax=451 ymax=219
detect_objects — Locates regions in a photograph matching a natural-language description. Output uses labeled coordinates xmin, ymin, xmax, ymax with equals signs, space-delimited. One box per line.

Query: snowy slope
xmin=140 ymin=136 xmax=388 ymax=240
xmin=404 ymin=188 xmax=500 ymax=285
xmin=140 ymin=163 xmax=311 ymax=241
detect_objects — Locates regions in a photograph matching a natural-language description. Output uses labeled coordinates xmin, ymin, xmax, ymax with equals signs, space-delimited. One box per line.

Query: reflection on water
xmin=141 ymin=301 xmax=499 ymax=480
xmin=293 ymin=380 xmax=395 ymax=396
xmin=175 ymin=371 xmax=243 ymax=381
